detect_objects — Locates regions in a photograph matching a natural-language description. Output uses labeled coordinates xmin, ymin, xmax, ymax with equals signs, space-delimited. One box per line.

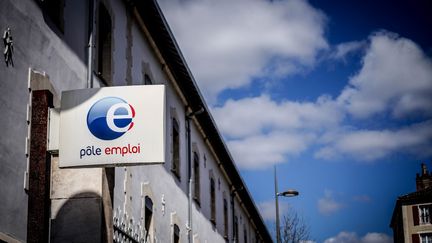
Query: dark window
xmin=144 ymin=196 xmax=153 ymax=238
xmin=420 ymin=233 xmax=432 ymax=243
xmin=171 ymin=118 xmax=180 ymax=179
xmin=224 ymin=198 xmax=228 ymax=238
xmin=97 ymin=3 xmax=112 ymax=85
xmin=173 ymin=224 xmax=180 ymax=243
xmin=234 ymin=216 xmax=239 ymax=243
xmin=144 ymin=74 xmax=152 ymax=85
xmin=40 ymin=0 xmax=65 ymax=33
xmin=244 ymin=226 xmax=248 ymax=243
xmin=193 ymin=152 xmax=200 ymax=203
xmin=210 ymin=177 xmax=216 ymax=224
xmin=419 ymin=205 xmax=431 ymax=225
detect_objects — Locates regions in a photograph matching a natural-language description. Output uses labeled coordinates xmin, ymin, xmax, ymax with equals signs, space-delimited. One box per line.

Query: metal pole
xmin=186 ymin=115 xmax=193 ymax=243
xmin=87 ymin=0 xmax=96 ymax=88
xmin=274 ymin=166 xmax=280 ymax=243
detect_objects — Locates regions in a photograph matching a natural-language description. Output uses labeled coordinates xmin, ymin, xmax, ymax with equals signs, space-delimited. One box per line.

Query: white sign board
xmin=59 ymin=85 xmax=166 ymax=168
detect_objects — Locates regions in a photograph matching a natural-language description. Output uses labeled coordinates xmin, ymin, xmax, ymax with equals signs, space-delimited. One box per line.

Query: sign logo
xmin=87 ymin=97 xmax=135 ymax=140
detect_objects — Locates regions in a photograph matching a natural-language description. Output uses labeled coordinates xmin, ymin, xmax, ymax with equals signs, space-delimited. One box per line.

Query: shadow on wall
xmin=50 ymin=191 xmax=105 ymax=243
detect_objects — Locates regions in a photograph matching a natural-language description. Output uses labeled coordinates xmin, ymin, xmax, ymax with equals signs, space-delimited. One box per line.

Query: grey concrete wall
xmin=0 ymin=0 xmax=101 ymax=241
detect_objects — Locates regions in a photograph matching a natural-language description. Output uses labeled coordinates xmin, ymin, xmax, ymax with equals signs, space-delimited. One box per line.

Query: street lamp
xmin=274 ymin=166 xmax=299 ymax=243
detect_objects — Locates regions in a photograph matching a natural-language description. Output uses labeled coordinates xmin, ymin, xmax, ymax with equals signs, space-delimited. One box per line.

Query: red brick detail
xmin=412 ymin=234 xmax=420 ymax=243
xmin=27 ymin=90 xmax=53 ymax=243
xmin=413 ymin=205 xmax=419 ymax=226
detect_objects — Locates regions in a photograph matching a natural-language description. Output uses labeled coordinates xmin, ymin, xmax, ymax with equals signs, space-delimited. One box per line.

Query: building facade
xmin=0 ymin=0 xmax=272 ymax=242
xmin=391 ymin=163 xmax=432 ymax=243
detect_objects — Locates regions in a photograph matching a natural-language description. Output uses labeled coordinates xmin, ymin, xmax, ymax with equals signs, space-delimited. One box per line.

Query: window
xmin=234 ymin=216 xmax=239 ymax=243
xmin=193 ymin=151 xmax=200 ymax=203
xmin=40 ymin=0 xmax=64 ymax=33
xmin=244 ymin=226 xmax=248 ymax=243
xmin=97 ymin=3 xmax=112 ymax=84
xmin=210 ymin=177 xmax=216 ymax=224
xmin=144 ymin=196 xmax=153 ymax=240
xmin=420 ymin=205 xmax=431 ymax=224
xmin=223 ymin=198 xmax=228 ymax=238
xmin=171 ymin=118 xmax=180 ymax=179
xmin=421 ymin=233 xmax=432 ymax=243
xmin=173 ymin=224 xmax=180 ymax=243
xmin=144 ymin=74 xmax=152 ymax=85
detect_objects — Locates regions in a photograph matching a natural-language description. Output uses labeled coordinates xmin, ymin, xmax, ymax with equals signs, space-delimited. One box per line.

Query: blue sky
xmin=158 ymin=0 xmax=432 ymax=242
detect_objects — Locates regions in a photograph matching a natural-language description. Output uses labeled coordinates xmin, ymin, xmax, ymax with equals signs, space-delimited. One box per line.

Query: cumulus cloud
xmin=213 ymin=95 xmax=343 ymax=139
xmin=338 ymin=32 xmax=432 ymax=119
xmin=158 ymin=0 xmax=328 ymax=101
xmin=330 ymin=41 xmax=366 ymax=61
xmin=211 ymin=31 xmax=432 ymax=169
xmin=159 ymin=0 xmax=432 ymax=169
xmin=317 ymin=190 xmax=344 ymax=216
xmin=212 ymin=94 xmax=342 ymax=168
xmin=258 ymin=200 xmax=290 ymax=221
xmin=324 ymin=231 xmax=392 ymax=243
xmin=315 ymin=120 xmax=432 ymax=161
xmin=228 ymin=131 xmax=315 ymax=169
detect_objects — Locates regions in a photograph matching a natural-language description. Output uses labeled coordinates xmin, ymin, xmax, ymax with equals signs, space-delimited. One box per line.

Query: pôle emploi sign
xmin=59 ymin=85 xmax=166 ymax=168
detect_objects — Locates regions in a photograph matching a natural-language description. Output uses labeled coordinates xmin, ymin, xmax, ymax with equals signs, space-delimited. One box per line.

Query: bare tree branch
xmin=280 ymin=210 xmax=311 ymax=243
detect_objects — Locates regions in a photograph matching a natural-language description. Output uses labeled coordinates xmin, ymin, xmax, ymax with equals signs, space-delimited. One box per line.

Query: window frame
xmin=419 ymin=205 xmax=431 ymax=225
xmin=173 ymin=224 xmax=180 ymax=243
xmin=171 ymin=117 xmax=181 ymax=180
xmin=193 ymin=151 xmax=200 ymax=204
xmin=144 ymin=196 xmax=153 ymax=241
xmin=210 ymin=176 xmax=216 ymax=224
xmin=223 ymin=197 xmax=229 ymax=239
xmin=421 ymin=233 xmax=432 ymax=243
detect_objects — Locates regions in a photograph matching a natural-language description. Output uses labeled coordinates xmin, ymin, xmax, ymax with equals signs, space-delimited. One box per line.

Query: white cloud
xmin=228 ymin=132 xmax=315 ymax=169
xmin=158 ymin=0 xmax=328 ymax=101
xmin=159 ymin=0 xmax=432 ymax=169
xmin=213 ymin=95 xmax=342 ymax=139
xmin=315 ymin=120 xmax=432 ymax=161
xmin=317 ymin=190 xmax=344 ymax=216
xmin=211 ymin=32 xmax=432 ymax=169
xmin=330 ymin=41 xmax=365 ymax=61
xmin=362 ymin=233 xmax=393 ymax=243
xmin=258 ymin=200 xmax=290 ymax=221
xmin=212 ymin=94 xmax=342 ymax=169
xmin=338 ymin=32 xmax=432 ymax=119
xmin=324 ymin=231 xmax=392 ymax=243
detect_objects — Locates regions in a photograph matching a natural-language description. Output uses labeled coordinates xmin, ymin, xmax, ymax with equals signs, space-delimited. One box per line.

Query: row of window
xmin=143 ymin=195 xmax=180 ymax=243
xmin=170 ymin=116 xmax=223 ymax=228
xmin=170 ymin=117 xmax=261 ymax=242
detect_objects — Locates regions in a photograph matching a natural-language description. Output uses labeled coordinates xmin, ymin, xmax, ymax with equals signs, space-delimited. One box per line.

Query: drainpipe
xmin=186 ymin=107 xmax=204 ymax=243
xmin=230 ymin=188 xmax=236 ymax=243
xmin=87 ymin=0 xmax=96 ymax=88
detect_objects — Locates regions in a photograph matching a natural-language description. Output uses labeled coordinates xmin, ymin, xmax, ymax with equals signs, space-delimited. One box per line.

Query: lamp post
xmin=274 ymin=166 xmax=299 ymax=243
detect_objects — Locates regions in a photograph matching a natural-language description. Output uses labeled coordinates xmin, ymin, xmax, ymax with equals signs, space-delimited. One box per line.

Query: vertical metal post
xmin=186 ymin=115 xmax=193 ymax=243
xmin=274 ymin=166 xmax=280 ymax=243
xmin=87 ymin=0 xmax=96 ymax=88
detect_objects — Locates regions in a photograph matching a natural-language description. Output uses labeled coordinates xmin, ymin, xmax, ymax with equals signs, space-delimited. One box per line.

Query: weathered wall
xmin=0 ymin=0 xmax=100 ymax=241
